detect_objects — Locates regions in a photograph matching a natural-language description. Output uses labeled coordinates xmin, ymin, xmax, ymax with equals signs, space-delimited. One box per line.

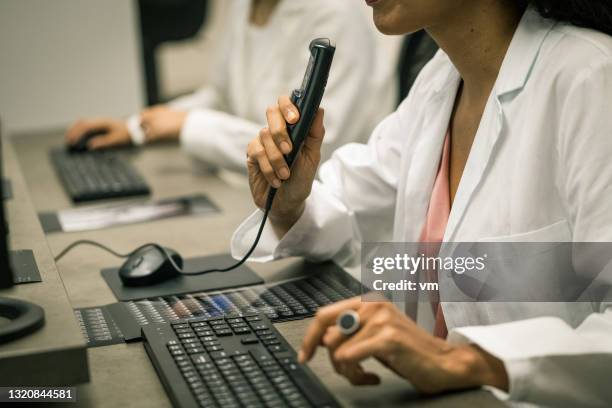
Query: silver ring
xmin=336 ymin=310 xmax=360 ymax=336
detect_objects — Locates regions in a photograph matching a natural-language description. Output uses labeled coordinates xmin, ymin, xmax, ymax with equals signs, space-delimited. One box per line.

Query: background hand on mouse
xmin=247 ymin=95 xmax=325 ymax=239
xmin=138 ymin=105 xmax=188 ymax=143
xmin=65 ymin=118 xmax=131 ymax=150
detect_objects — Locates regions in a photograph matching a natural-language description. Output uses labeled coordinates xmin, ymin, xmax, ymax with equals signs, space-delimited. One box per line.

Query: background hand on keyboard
xmin=65 ymin=118 xmax=131 ymax=150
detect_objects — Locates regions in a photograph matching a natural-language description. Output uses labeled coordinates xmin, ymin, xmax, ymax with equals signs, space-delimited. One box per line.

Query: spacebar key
xmin=290 ymin=367 xmax=338 ymax=407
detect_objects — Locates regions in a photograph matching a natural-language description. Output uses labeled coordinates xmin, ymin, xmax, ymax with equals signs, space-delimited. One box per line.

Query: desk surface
xmin=10 ymin=130 xmax=505 ymax=407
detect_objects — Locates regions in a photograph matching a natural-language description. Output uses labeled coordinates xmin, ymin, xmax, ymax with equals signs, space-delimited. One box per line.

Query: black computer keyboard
xmin=143 ymin=313 xmax=340 ymax=408
xmin=50 ymin=149 xmax=150 ymax=202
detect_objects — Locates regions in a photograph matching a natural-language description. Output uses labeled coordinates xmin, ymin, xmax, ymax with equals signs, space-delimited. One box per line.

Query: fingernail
xmin=272 ymin=179 xmax=281 ymax=188
xmin=297 ymin=350 xmax=305 ymax=363
xmin=279 ymin=167 xmax=290 ymax=179
xmin=280 ymin=141 xmax=291 ymax=154
xmin=287 ymin=110 xmax=297 ymax=122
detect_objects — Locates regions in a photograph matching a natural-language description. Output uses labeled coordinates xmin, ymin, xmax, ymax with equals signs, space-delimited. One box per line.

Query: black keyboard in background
xmin=123 ymin=269 xmax=363 ymax=329
xmin=50 ymin=149 xmax=151 ymax=203
xmin=143 ymin=313 xmax=340 ymax=408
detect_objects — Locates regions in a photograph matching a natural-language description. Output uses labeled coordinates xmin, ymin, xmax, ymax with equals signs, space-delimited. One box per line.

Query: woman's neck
xmin=250 ymin=0 xmax=281 ymax=27
xmin=427 ymin=1 xmax=524 ymax=102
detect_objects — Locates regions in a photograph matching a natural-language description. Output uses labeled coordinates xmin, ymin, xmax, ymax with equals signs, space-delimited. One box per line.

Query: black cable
xmin=55 ymin=239 xmax=133 ymax=261
xmin=54 ymin=188 xmax=278 ymax=276
xmin=181 ymin=188 xmax=276 ymax=274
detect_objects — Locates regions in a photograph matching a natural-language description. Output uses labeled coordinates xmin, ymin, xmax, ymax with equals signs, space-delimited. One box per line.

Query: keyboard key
xmin=267 ymin=345 xmax=286 ymax=353
xmin=210 ymin=351 xmax=230 ymax=360
xmin=191 ymin=354 xmax=208 ymax=364
xmin=259 ymin=334 xmax=277 ymax=341
xmin=233 ymin=327 xmax=252 ymax=334
xmin=249 ymin=323 xmax=269 ymax=331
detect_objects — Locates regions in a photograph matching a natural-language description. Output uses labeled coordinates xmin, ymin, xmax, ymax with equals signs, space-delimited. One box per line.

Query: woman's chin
xmin=373 ymin=14 xmax=419 ymax=35
xmin=373 ymin=15 xmax=397 ymax=34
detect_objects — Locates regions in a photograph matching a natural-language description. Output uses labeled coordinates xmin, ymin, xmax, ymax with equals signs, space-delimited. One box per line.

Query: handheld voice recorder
xmin=284 ymin=38 xmax=336 ymax=168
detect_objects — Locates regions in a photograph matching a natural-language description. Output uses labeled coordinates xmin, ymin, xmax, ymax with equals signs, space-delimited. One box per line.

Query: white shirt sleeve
xmin=449 ymin=58 xmax=612 ymax=407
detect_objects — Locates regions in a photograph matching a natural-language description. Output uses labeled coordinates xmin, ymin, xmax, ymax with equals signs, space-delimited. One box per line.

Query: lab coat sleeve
xmin=231 ymin=106 xmax=407 ymax=262
xmin=178 ymin=109 xmax=262 ymax=172
xmin=448 ymin=58 xmax=612 ymax=407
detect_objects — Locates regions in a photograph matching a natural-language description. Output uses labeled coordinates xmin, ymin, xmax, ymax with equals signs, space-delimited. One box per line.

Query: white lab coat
xmin=128 ymin=0 xmax=395 ymax=172
xmin=232 ymin=8 xmax=612 ymax=407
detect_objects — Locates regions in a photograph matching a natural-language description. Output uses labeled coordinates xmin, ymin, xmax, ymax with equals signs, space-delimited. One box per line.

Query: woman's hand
xmin=139 ymin=105 xmax=187 ymax=143
xmin=299 ymin=297 xmax=509 ymax=394
xmin=65 ymin=118 xmax=131 ymax=150
xmin=247 ymin=96 xmax=325 ymax=237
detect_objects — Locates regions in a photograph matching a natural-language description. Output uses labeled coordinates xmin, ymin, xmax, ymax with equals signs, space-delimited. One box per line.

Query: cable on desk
xmin=54 ymin=187 xmax=277 ymax=276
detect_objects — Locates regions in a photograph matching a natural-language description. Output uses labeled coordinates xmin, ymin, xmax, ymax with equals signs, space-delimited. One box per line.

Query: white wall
xmin=0 ymin=0 xmax=144 ymax=135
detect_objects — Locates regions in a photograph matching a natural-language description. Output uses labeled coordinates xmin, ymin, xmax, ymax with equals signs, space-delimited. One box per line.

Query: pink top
xmin=419 ymin=132 xmax=451 ymax=338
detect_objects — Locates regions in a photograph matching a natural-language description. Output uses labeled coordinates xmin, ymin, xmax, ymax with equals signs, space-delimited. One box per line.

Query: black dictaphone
xmin=284 ymin=38 xmax=335 ymax=168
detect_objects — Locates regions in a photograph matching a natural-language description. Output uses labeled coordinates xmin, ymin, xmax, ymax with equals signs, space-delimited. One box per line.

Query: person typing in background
xmin=65 ymin=0 xmax=395 ymax=173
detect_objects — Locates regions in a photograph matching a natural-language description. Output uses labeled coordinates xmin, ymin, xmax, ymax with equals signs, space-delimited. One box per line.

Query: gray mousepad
xmin=101 ymin=253 xmax=263 ymax=301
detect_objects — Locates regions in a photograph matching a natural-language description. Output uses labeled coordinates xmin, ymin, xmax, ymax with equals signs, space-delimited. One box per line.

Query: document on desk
xmin=39 ymin=194 xmax=219 ymax=233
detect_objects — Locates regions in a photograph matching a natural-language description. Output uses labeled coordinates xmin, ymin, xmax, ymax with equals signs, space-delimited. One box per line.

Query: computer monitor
xmin=0 ymin=122 xmax=15 ymax=288
xmin=0 ymin=120 xmax=45 ymax=343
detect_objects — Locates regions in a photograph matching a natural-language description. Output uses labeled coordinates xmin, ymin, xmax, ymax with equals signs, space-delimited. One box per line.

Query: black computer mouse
xmin=119 ymin=246 xmax=183 ymax=286
xmin=68 ymin=129 xmax=107 ymax=153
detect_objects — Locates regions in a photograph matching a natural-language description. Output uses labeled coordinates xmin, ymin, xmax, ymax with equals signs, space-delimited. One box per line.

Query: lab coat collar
xmin=494 ymin=7 xmax=555 ymax=98
xmin=428 ymin=52 xmax=459 ymax=96
xmin=441 ymin=7 xmax=554 ymax=242
xmin=428 ymin=7 xmax=555 ymax=99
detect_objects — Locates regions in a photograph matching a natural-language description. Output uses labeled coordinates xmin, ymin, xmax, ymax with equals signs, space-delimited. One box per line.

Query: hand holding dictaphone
xmin=245 ymin=38 xmax=335 ymax=237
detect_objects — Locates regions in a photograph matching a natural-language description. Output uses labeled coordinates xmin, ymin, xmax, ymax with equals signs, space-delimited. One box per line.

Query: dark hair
xmin=524 ymin=0 xmax=612 ymax=36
